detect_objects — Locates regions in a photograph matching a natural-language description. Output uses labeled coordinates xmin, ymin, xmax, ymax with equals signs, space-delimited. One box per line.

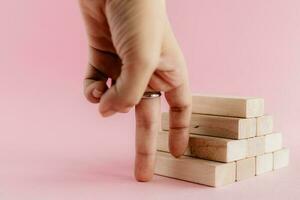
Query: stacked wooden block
xmin=155 ymin=95 xmax=289 ymax=187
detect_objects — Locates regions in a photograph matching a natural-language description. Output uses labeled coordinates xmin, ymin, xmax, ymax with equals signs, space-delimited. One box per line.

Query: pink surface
xmin=0 ymin=0 xmax=299 ymax=199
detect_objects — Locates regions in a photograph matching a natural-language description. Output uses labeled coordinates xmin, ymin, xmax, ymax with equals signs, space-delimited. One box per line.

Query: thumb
xmin=99 ymin=61 xmax=155 ymax=117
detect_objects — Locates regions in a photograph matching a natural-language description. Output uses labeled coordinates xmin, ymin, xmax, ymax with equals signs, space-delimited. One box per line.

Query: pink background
xmin=0 ymin=0 xmax=299 ymax=199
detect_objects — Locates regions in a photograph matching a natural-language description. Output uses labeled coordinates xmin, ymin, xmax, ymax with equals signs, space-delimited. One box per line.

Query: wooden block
xmin=162 ymin=112 xmax=256 ymax=139
xmin=247 ymin=136 xmax=265 ymax=157
xmin=157 ymin=131 xmax=247 ymax=162
xmin=157 ymin=130 xmax=169 ymax=152
xmin=256 ymin=153 xmax=273 ymax=175
xmin=189 ymin=135 xmax=247 ymax=162
xmin=273 ymin=148 xmax=289 ymax=170
xmin=257 ymin=115 xmax=273 ymax=136
xmin=155 ymin=151 xmax=236 ymax=187
xmin=236 ymin=157 xmax=256 ymax=181
xmin=265 ymin=132 xmax=282 ymax=153
xmin=192 ymin=94 xmax=264 ymax=118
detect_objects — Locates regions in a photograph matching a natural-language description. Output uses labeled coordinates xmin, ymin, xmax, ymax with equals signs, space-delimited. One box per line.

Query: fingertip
xmin=134 ymin=151 xmax=156 ymax=183
xmin=169 ymin=131 xmax=189 ymax=158
xmin=134 ymin=171 xmax=154 ymax=182
xmin=84 ymin=81 xmax=107 ymax=104
xmin=169 ymin=146 xmax=187 ymax=158
xmin=170 ymin=151 xmax=184 ymax=158
xmin=84 ymin=89 xmax=100 ymax=104
xmin=92 ymin=88 xmax=103 ymax=99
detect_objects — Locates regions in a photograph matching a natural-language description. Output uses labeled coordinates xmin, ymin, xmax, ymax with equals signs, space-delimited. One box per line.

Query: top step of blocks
xmin=192 ymin=94 xmax=264 ymax=118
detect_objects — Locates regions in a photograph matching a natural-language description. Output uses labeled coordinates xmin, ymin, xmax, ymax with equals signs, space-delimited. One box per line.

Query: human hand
xmin=79 ymin=0 xmax=191 ymax=181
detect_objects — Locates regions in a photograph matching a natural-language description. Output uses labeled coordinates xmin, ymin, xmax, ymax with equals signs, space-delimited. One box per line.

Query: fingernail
xmin=101 ymin=109 xmax=117 ymax=117
xmin=93 ymin=89 xmax=102 ymax=98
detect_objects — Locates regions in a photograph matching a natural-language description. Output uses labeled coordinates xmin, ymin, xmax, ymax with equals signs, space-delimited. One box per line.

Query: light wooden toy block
xmin=247 ymin=136 xmax=265 ymax=157
xmin=189 ymin=135 xmax=247 ymax=162
xmin=157 ymin=130 xmax=170 ymax=152
xmin=161 ymin=112 xmax=256 ymax=139
xmin=192 ymin=94 xmax=264 ymax=118
xmin=265 ymin=132 xmax=282 ymax=153
xmin=236 ymin=157 xmax=256 ymax=181
xmin=257 ymin=115 xmax=274 ymax=136
xmin=256 ymin=153 xmax=273 ymax=175
xmin=155 ymin=151 xmax=236 ymax=187
xmin=273 ymin=148 xmax=289 ymax=170
xmin=157 ymin=131 xmax=247 ymax=162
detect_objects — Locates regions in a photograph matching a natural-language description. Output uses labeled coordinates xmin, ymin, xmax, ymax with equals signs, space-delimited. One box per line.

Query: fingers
xmin=84 ymin=46 xmax=122 ymax=104
xmin=134 ymin=96 xmax=161 ymax=182
xmin=165 ymin=81 xmax=192 ymax=158
xmin=99 ymin=0 xmax=166 ymax=117
xmin=84 ymin=64 xmax=108 ymax=103
xmin=80 ymin=0 xmax=122 ymax=105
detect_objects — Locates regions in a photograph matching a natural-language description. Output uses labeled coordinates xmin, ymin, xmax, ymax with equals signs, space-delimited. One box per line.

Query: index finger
xmin=134 ymin=96 xmax=161 ymax=182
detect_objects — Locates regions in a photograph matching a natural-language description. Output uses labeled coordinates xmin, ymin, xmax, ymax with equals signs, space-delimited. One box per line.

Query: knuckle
xmin=170 ymin=104 xmax=190 ymax=112
xmin=136 ymin=119 xmax=159 ymax=130
xmin=169 ymin=126 xmax=189 ymax=133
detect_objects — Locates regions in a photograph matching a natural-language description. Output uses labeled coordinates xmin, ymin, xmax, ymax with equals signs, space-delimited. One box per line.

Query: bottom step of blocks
xmin=236 ymin=157 xmax=256 ymax=181
xmin=154 ymin=151 xmax=236 ymax=187
xmin=256 ymin=153 xmax=273 ymax=175
xmin=273 ymin=148 xmax=289 ymax=169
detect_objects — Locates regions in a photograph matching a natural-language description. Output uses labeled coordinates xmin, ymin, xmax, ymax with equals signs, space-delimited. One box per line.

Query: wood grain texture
xmin=257 ymin=115 xmax=273 ymax=136
xmin=273 ymin=148 xmax=289 ymax=170
xmin=247 ymin=136 xmax=265 ymax=157
xmin=236 ymin=157 xmax=256 ymax=181
xmin=256 ymin=153 xmax=273 ymax=175
xmin=192 ymin=94 xmax=264 ymax=118
xmin=157 ymin=131 xmax=247 ymax=162
xmin=162 ymin=112 xmax=256 ymax=139
xmin=265 ymin=132 xmax=282 ymax=153
xmin=155 ymin=151 xmax=236 ymax=187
